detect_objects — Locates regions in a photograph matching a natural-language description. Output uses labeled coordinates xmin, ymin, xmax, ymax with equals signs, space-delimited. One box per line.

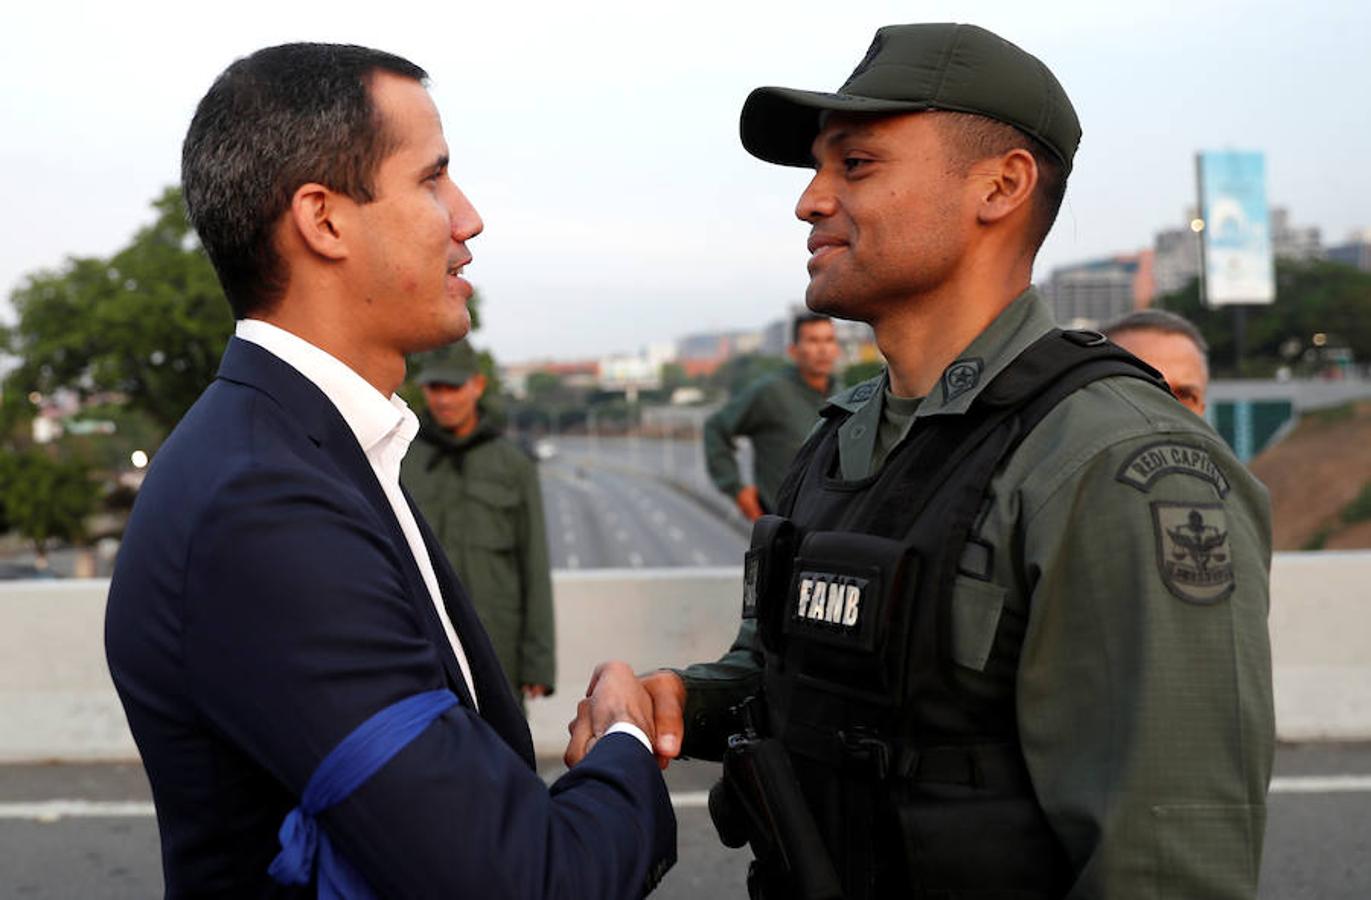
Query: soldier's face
xmin=796 ymin=112 xmax=976 ymax=322
xmin=1110 ymin=329 xmax=1209 ymax=415
xmin=789 ymin=319 xmax=840 ymax=379
xmin=423 ymin=375 xmax=486 ymax=434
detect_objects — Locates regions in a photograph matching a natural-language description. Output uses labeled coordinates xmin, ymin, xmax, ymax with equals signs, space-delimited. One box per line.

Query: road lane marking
xmin=5 ymin=776 xmax=1371 ymax=820
xmin=1270 ymin=775 xmax=1371 ymax=793
xmin=0 ymin=801 xmax=156 ymax=820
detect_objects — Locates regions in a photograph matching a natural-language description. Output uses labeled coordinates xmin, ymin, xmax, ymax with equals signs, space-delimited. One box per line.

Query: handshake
xmin=563 ymin=662 xmax=689 ymax=769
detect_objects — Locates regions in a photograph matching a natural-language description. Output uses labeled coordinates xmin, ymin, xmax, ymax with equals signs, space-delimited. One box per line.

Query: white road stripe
xmin=3 ymin=776 xmax=1368 ymax=821
xmin=1270 ymin=775 xmax=1371 ymax=793
xmin=0 ymin=801 xmax=156 ymax=820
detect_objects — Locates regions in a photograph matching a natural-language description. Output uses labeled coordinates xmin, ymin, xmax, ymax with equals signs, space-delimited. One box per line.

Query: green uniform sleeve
xmin=1014 ymin=427 xmax=1274 ymax=899
xmin=515 ymin=458 xmax=557 ymax=692
xmin=703 ymin=383 xmax=765 ymax=498
xmin=675 ymin=618 xmax=764 ymax=761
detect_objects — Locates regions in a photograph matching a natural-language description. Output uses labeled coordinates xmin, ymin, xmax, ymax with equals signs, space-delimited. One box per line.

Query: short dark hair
xmin=1103 ymin=309 xmax=1210 ymax=356
xmin=791 ymin=312 xmax=833 ymax=345
xmin=182 ymin=43 xmax=428 ymax=319
xmin=933 ymin=112 xmax=1067 ymax=254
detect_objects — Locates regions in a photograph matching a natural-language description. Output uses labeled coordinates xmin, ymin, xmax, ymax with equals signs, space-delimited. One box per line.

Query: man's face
xmin=423 ymin=375 xmax=486 ymax=434
xmin=796 ymin=112 xmax=974 ymax=320
xmin=1111 ymin=329 xmax=1209 ymax=415
xmin=352 ymin=73 xmax=484 ymax=355
xmin=789 ymin=319 xmax=840 ymax=381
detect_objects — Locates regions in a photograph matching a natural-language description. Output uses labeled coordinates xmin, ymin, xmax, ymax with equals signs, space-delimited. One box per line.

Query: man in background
xmin=1104 ymin=308 xmax=1211 ymax=416
xmin=404 ymin=341 xmax=556 ymax=710
xmin=704 ymin=313 xmax=839 ymax=520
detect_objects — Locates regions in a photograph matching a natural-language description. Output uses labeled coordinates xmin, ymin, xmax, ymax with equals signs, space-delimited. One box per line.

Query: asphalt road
xmin=538 ymin=435 xmax=749 ymax=570
xmin=2 ymin=745 xmax=1368 ymax=898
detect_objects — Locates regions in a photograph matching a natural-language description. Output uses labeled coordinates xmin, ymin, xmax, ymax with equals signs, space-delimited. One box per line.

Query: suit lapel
xmin=216 ymin=338 xmax=477 ymax=710
xmin=407 ymin=489 xmax=536 ymax=766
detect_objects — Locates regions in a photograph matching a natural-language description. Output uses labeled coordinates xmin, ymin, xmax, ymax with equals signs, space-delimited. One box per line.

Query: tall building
xmin=1327 ymin=229 xmax=1371 ymax=273
xmin=1046 ymin=252 xmax=1152 ymax=328
xmin=1271 ymin=207 xmax=1323 ymax=261
xmin=1153 ymin=213 xmax=1202 ymax=299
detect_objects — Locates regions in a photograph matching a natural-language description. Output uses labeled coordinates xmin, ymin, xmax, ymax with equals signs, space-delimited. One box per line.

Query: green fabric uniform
xmin=680 ymin=289 xmax=1274 ymax=898
xmin=703 ymin=365 xmax=834 ymax=511
xmin=403 ymin=416 xmax=556 ymax=701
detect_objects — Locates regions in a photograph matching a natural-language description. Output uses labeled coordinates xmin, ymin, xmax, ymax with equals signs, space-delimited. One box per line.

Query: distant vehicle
xmin=534 ymin=439 xmax=558 ymax=461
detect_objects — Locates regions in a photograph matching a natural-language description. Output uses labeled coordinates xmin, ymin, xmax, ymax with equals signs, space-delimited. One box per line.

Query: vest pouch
xmin=892 ymin=745 xmax=1069 ymax=897
xmin=782 ymin=530 xmax=916 ymax=703
xmin=743 ymin=515 xmax=800 ymax=654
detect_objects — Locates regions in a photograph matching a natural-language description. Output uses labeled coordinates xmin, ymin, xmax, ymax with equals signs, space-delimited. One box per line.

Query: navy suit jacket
xmin=106 ymin=338 xmax=675 ymax=898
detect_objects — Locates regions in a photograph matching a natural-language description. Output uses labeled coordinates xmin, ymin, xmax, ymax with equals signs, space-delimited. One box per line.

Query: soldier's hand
xmin=564 ymin=661 xmax=656 ymax=767
xmin=641 ymin=669 xmax=686 ymax=770
xmin=735 ymin=486 xmax=764 ymax=522
xmin=521 ymin=684 xmax=550 ymax=699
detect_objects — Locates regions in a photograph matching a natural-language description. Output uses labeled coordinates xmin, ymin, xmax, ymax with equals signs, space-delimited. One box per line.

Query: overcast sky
xmin=3 ymin=0 xmax=1367 ymax=364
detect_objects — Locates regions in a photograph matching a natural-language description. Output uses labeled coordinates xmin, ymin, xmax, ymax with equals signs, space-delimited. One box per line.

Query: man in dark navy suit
xmin=106 ymin=43 xmax=674 ymax=898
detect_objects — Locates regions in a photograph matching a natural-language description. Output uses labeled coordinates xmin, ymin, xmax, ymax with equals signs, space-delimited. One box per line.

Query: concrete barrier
xmin=1 ymin=552 xmax=1367 ymax=762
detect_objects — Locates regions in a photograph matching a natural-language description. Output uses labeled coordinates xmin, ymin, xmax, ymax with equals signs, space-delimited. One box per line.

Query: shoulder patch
xmin=941 ymin=358 xmax=984 ymax=404
xmin=1151 ymin=502 xmax=1235 ymax=604
xmin=1117 ymin=441 xmax=1231 ymax=498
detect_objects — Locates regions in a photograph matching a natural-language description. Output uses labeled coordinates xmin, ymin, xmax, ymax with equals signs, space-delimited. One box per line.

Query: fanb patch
xmin=792 ymin=571 xmax=867 ymax=634
xmin=1152 ymin=502 xmax=1235 ymax=604
xmin=1117 ymin=441 xmax=1231 ymax=498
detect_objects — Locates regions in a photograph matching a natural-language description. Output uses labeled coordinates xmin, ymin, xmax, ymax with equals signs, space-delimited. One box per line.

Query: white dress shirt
xmin=235 ymin=320 xmax=479 ymax=709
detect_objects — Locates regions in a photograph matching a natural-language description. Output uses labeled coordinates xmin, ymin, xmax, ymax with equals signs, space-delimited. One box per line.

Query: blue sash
xmin=268 ymin=689 xmax=459 ymax=898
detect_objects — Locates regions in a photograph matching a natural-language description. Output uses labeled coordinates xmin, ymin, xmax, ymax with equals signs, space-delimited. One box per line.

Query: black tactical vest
xmin=745 ymin=330 xmax=1169 ymax=899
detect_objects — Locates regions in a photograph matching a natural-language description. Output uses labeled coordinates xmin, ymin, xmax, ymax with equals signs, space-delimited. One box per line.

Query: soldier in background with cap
xmin=404 ymin=341 xmax=556 ymax=709
xmin=568 ymin=22 xmax=1273 ymax=899
xmin=704 ymin=313 xmax=841 ymax=521
xmin=1104 ymin=308 xmax=1212 ymax=417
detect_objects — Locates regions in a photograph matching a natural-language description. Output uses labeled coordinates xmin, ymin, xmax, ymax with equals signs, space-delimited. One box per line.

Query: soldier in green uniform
xmin=403 ymin=342 xmax=556 ymax=708
xmin=567 ymin=22 xmax=1273 ymax=900
xmin=704 ymin=314 xmax=840 ymax=520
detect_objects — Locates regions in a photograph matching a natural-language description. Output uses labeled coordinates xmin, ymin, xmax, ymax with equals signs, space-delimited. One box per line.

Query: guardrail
xmin=1 ymin=552 xmax=1367 ymax=762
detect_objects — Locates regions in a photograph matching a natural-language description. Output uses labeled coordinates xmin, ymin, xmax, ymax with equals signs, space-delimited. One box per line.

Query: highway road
xmin=1 ymin=744 xmax=1368 ymax=897
xmin=538 ymin=435 xmax=750 ymax=570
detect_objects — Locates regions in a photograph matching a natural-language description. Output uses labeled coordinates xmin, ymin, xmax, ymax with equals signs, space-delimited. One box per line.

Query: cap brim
xmin=416 ymin=372 xmax=473 ymax=386
xmin=740 ymin=86 xmax=932 ymax=167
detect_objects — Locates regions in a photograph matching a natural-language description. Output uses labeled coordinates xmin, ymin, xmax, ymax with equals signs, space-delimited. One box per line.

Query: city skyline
xmin=3 ymin=0 xmax=1367 ymax=364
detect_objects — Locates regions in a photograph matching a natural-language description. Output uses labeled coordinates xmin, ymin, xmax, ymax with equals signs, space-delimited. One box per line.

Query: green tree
xmin=842 ymin=360 xmax=885 ymax=386
xmin=0 ymin=448 xmax=101 ymax=569
xmin=1157 ymin=259 xmax=1371 ymax=377
xmin=3 ymin=186 xmax=233 ymax=434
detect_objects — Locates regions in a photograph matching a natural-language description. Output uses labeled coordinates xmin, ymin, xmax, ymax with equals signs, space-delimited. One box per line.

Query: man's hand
xmin=565 ymin=667 xmax=687 ymax=770
xmin=563 ymin=661 xmax=655 ymax=767
xmin=735 ymin=486 xmax=764 ymax=522
xmin=521 ymin=684 xmax=550 ymax=699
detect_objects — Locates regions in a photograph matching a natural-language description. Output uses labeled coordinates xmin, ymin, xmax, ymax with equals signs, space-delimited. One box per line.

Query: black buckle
xmin=837 ymin=728 xmax=892 ymax=779
xmin=1063 ymin=329 xmax=1108 ymax=347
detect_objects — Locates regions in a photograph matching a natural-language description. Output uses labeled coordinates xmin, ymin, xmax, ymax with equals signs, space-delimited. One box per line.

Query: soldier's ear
xmin=975 ymin=149 xmax=1037 ymax=228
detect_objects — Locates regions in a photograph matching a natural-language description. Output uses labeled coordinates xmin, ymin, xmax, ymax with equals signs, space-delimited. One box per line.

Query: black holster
xmin=709 ymin=713 xmax=843 ymax=900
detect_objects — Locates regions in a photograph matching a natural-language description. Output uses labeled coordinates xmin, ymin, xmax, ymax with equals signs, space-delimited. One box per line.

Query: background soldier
xmin=1104 ymin=308 xmax=1211 ymax=416
xmin=704 ymin=313 xmax=839 ymax=520
xmin=570 ymin=22 xmax=1273 ymax=900
xmin=404 ymin=341 xmax=556 ymax=708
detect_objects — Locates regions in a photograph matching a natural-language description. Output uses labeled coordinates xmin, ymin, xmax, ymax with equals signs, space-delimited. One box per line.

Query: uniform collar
xmin=825 ymin=287 xmax=1054 ymax=422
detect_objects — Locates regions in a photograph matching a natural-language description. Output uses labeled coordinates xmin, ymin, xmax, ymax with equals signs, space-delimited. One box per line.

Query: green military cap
xmin=740 ymin=23 xmax=1081 ymax=173
xmin=415 ymin=340 xmax=480 ymax=386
